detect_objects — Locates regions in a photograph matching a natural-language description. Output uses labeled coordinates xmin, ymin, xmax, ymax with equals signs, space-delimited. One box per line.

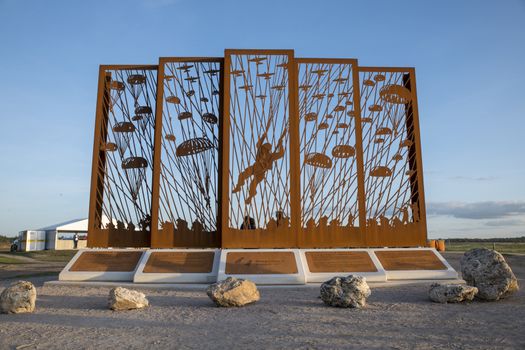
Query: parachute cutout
xmin=305 ymin=152 xmax=333 ymax=205
xmin=202 ymin=113 xmax=218 ymax=124
xmin=332 ymin=145 xmax=355 ymax=159
xmin=379 ymin=84 xmax=412 ymax=104
xmin=305 ymin=152 xmax=332 ymax=169
xmin=370 ymin=166 xmax=392 ymax=177
xmin=176 ymin=137 xmax=214 ymax=157
xmin=112 ymin=121 xmax=136 ymax=157
xmin=127 ymin=74 xmax=146 ymax=105
xmin=101 ymin=142 xmax=118 ymax=152
xmin=108 ymin=80 xmax=125 ymax=112
xmin=122 ymin=157 xmax=148 ymax=201
xmin=176 ymin=137 xmax=215 ymax=209
xmin=133 ymin=105 xmax=153 ymax=132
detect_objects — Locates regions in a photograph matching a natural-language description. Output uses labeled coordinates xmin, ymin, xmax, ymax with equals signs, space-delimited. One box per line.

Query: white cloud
xmin=485 ymin=219 xmax=525 ymax=227
xmin=426 ymin=201 xmax=525 ymax=220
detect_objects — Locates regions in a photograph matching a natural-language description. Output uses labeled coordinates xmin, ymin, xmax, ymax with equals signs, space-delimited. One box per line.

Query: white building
xmin=19 ymin=218 xmax=88 ymax=251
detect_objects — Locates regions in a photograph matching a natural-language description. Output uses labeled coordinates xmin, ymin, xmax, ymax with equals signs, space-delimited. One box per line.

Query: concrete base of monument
xmin=58 ymin=249 xmax=145 ymax=282
xmin=217 ymin=249 xmax=306 ymax=284
xmin=300 ymin=249 xmax=387 ymax=283
xmin=372 ymin=248 xmax=458 ymax=280
xmin=58 ymin=247 xmax=457 ymax=284
xmin=133 ymin=249 xmax=220 ymax=283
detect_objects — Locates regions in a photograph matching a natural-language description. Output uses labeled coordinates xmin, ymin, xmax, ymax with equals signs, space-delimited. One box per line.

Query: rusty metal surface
xmin=151 ymin=58 xmax=223 ymax=248
xmin=358 ymin=67 xmax=426 ymax=247
xmin=296 ymin=58 xmax=366 ymax=247
xmin=87 ymin=51 xmax=427 ymax=249
xmin=88 ymin=65 xmax=157 ymax=248
xmin=221 ymin=49 xmax=298 ymax=248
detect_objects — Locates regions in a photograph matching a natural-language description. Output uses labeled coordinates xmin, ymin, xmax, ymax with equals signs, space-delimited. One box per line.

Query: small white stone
xmin=320 ymin=275 xmax=371 ymax=308
xmin=0 ymin=281 xmax=37 ymax=314
xmin=207 ymin=277 xmax=260 ymax=307
xmin=428 ymin=283 xmax=478 ymax=303
xmin=108 ymin=287 xmax=149 ymax=311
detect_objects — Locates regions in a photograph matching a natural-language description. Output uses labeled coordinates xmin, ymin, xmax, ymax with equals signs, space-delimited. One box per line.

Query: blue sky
xmin=0 ymin=0 xmax=524 ymax=238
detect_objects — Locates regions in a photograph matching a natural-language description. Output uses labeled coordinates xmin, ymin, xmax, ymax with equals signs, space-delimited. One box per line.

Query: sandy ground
xmin=0 ymin=253 xmax=524 ymax=349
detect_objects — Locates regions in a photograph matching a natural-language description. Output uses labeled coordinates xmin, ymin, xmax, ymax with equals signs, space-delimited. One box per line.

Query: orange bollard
xmin=436 ymin=239 xmax=446 ymax=252
xmin=427 ymin=239 xmax=436 ymax=249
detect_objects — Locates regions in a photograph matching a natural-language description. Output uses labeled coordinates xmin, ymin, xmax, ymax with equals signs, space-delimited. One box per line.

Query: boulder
xmin=460 ymin=248 xmax=519 ymax=301
xmin=0 ymin=280 xmax=36 ymax=314
xmin=320 ymin=275 xmax=371 ymax=308
xmin=207 ymin=277 xmax=260 ymax=307
xmin=108 ymin=287 xmax=149 ymax=311
xmin=428 ymin=283 xmax=478 ymax=303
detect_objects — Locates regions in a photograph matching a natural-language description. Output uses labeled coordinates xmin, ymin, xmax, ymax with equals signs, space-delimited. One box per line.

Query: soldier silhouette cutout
xmin=410 ymin=203 xmax=420 ymax=222
xmin=347 ymin=213 xmax=356 ymax=227
xmin=240 ymin=216 xmax=256 ymax=230
xmin=232 ymin=132 xmax=284 ymax=204
xmin=401 ymin=207 xmax=409 ymax=224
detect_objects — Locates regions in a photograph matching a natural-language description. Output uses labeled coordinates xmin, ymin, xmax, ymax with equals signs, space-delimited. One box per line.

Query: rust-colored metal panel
xmin=69 ymin=251 xmax=143 ymax=272
xmin=143 ymin=251 xmax=215 ymax=273
xmin=295 ymin=58 xmax=366 ymax=248
xmin=86 ymin=52 xmax=428 ymax=250
xmin=221 ymin=49 xmax=299 ymax=248
xmin=375 ymin=250 xmax=446 ymax=270
xmin=150 ymin=57 xmax=223 ymax=248
xmin=305 ymin=251 xmax=377 ymax=273
xmin=358 ymin=67 xmax=427 ymax=247
xmin=87 ymin=65 xmax=158 ymax=248
xmin=225 ymin=251 xmax=298 ymax=274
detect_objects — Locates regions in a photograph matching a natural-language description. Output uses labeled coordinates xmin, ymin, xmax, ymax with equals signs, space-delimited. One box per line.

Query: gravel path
xmin=0 ymin=253 xmax=523 ymax=349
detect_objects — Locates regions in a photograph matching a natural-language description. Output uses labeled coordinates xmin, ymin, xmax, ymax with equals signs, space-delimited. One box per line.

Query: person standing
xmin=73 ymin=233 xmax=79 ymax=249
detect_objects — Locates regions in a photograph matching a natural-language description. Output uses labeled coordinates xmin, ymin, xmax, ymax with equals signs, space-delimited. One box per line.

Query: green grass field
xmin=0 ymin=255 xmax=26 ymax=264
xmin=16 ymin=250 xmax=77 ymax=262
xmin=445 ymin=242 xmax=525 ymax=254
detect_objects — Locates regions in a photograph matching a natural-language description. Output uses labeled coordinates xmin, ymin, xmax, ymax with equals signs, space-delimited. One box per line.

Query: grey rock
xmin=320 ymin=275 xmax=371 ymax=308
xmin=108 ymin=287 xmax=149 ymax=311
xmin=460 ymin=248 xmax=519 ymax=301
xmin=207 ymin=277 xmax=260 ymax=307
xmin=0 ymin=280 xmax=36 ymax=314
xmin=429 ymin=283 xmax=478 ymax=303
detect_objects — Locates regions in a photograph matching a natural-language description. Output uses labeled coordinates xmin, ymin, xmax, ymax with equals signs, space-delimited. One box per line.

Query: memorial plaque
xmin=143 ymin=251 xmax=215 ymax=273
xmin=69 ymin=251 xmax=143 ymax=272
xmin=375 ymin=250 xmax=447 ymax=271
xmin=225 ymin=252 xmax=298 ymax=275
xmin=305 ymin=251 xmax=377 ymax=273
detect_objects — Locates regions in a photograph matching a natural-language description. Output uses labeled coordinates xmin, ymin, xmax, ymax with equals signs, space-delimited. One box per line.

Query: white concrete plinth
xmin=371 ymin=248 xmax=458 ymax=280
xmin=133 ymin=249 xmax=220 ymax=283
xmin=218 ymin=249 xmax=306 ymax=285
xmin=58 ymin=249 xmax=144 ymax=282
xmin=300 ymin=249 xmax=387 ymax=283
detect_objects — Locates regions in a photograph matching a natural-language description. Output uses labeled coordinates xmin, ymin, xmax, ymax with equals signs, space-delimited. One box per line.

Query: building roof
xmin=38 ymin=218 xmax=88 ymax=232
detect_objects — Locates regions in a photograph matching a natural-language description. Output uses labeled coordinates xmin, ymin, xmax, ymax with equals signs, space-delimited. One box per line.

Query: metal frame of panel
xmin=88 ymin=65 xmax=158 ymax=248
xmin=87 ymin=52 xmax=427 ymax=250
xmin=221 ymin=49 xmax=300 ymax=248
xmin=357 ymin=67 xmax=427 ymax=247
xmin=295 ymin=58 xmax=366 ymax=247
xmin=151 ymin=57 xmax=224 ymax=248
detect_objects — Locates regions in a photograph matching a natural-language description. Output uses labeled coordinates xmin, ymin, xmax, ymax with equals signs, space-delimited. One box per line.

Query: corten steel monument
xmin=87 ymin=50 xmax=426 ymax=250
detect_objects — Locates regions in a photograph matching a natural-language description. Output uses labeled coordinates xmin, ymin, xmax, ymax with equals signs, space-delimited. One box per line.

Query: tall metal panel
xmin=151 ymin=58 xmax=223 ymax=248
xmin=295 ymin=58 xmax=366 ymax=247
xmin=221 ymin=49 xmax=300 ymax=248
xmin=87 ymin=65 xmax=157 ymax=248
xmin=358 ymin=67 xmax=427 ymax=247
